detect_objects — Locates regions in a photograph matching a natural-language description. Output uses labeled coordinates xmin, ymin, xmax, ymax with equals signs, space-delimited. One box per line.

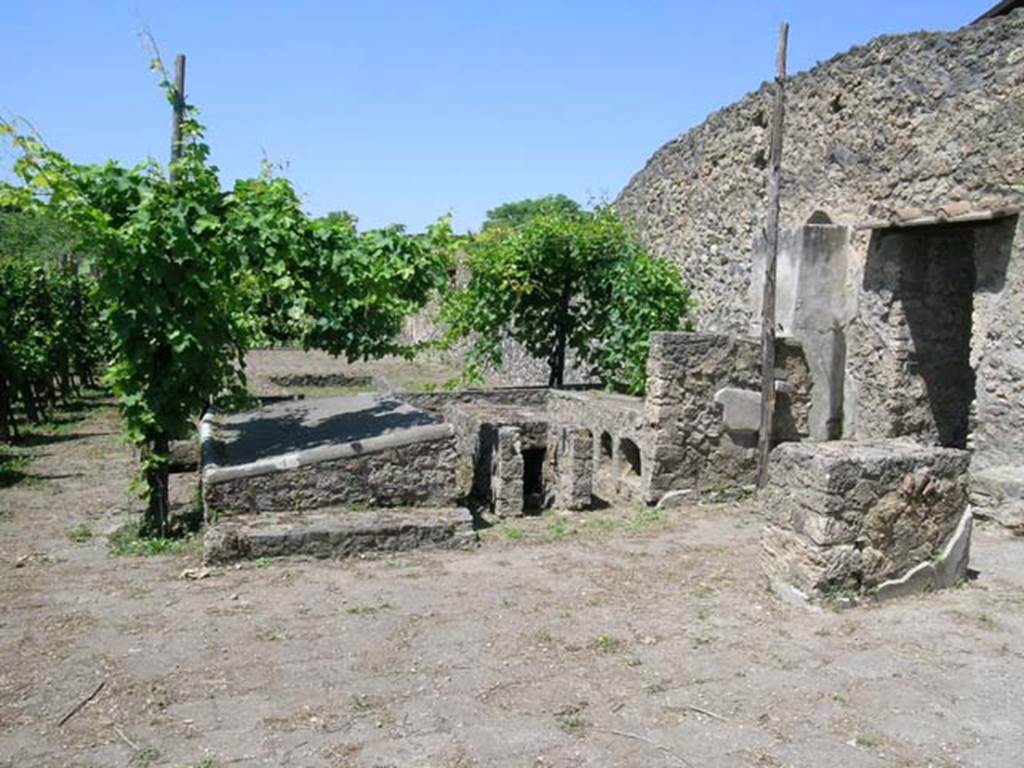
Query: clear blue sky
xmin=1 ymin=1 xmax=995 ymax=232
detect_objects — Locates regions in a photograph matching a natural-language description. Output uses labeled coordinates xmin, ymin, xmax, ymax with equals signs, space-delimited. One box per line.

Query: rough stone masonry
xmin=618 ymin=11 xmax=1024 ymax=473
xmin=761 ymin=440 xmax=971 ymax=601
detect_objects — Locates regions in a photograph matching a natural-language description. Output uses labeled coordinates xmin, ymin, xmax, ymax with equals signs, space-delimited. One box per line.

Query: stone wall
xmin=644 ymin=332 xmax=812 ymax=501
xmin=617 ymin=12 xmax=1024 ymax=464
xmin=546 ymin=389 xmax=648 ymax=502
xmin=204 ymin=436 xmax=459 ymax=516
xmin=398 ymin=387 xmax=550 ymax=416
xmin=761 ymin=441 xmax=971 ymax=599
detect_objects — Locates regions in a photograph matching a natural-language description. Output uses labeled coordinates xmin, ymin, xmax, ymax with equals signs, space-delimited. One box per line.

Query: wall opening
xmin=861 ymin=218 xmax=1016 ymax=448
xmin=522 ymin=447 xmax=546 ymax=511
xmin=618 ymin=438 xmax=642 ymax=478
xmin=599 ymin=431 xmax=613 ymax=461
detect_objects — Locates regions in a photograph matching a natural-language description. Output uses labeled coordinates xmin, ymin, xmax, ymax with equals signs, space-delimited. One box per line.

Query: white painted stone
xmin=655 ymin=489 xmax=697 ymax=509
xmin=713 ymin=387 xmax=762 ymax=434
xmin=873 ymin=507 xmax=973 ymax=601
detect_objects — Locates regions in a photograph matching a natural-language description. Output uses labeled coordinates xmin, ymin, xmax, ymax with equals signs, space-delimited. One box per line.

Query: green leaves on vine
xmin=1 ymin=58 xmax=453 ymax=534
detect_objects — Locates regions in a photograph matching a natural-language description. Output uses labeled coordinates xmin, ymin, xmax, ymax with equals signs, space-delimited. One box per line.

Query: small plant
xmin=350 ymin=695 xmax=374 ymax=713
xmin=345 ymin=601 xmax=392 ymax=615
xmin=131 ymin=746 xmax=160 ymax=767
xmin=554 ymin=701 xmax=589 ymax=736
xmin=854 ymin=733 xmax=881 ymax=749
xmin=546 ymin=519 xmax=571 ymax=540
xmin=558 ymin=714 xmax=589 ymax=735
xmin=502 ymin=526 xmax=524 ymax=541
xmin=109 ymin=522 xmax=198 ymax=557
xmin=67 ymin=524 xmax=93 ymax=543
xmin=253 ymin=557 xmax=269 ymax=569
xmin=255 ymin=624 xmax=288 ymax=642
xmin=533 ymin=629 xmax=554 ymax=644
xmin=592 ymin=634 xmax=622 ymax=653
xmin=627 ymin=507 xmax=666 ymax=530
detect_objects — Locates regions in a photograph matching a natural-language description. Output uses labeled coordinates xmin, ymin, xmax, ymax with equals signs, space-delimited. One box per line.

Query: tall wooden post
xmin=170 ymin=54 xmax=186 ymax=166
xmin=755 ymin=22 xmax=789 ymax=490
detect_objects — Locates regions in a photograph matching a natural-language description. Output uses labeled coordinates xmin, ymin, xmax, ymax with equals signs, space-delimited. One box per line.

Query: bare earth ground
xmin=2 ymin=353 xmax=1024 ymax=768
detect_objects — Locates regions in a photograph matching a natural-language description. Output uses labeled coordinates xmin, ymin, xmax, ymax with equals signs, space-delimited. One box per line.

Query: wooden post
xmin=755 ymin=22 xmax=789 ymax=490
xmin=170 ymin=54 xmax=186 ymax=165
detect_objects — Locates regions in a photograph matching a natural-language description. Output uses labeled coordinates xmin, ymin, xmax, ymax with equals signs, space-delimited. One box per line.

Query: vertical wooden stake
xmin=170 ymin=54 xmax=187 ymax=166
xmin=755 ymin=22 xmax=789 ymax=490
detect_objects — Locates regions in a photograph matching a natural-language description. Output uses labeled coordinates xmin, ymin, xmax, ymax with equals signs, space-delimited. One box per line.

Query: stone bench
xmin=760 ymin=440 xmax=972 ymax=603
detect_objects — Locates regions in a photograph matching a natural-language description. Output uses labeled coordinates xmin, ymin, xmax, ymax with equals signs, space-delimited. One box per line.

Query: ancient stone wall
xmin=617 ymin=12 xmax=1024 ymax=462
xmin=761 ymin=441 xmax=971 ymax=599
xmin=546 ymin=389 xmax=648 ymax=502
xmin=644 ymin=332 xmax=812 ymax=501
xmin=204 ymin=436 xmax=460 ymax=516
xmin=398 ymin=387 xmax=550 ymax=416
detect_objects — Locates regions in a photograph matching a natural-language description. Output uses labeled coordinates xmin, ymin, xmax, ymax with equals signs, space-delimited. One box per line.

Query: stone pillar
xmin=761 ymin=440 xmax=971 ymax=603
xmin=751 ymin=224 xmax=850 ymax=440
xmin=555 ymin=426 xmax=593 ymax=510
xmin=492 ymin=426 xmax=524 ymax=518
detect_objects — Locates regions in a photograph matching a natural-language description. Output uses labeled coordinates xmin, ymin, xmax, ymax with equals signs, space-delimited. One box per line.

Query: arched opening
xmin=807 ymin=210 xmax=833 ymax=225
xmin=600 ymin=431 xmax=613 ymax=461
xmin=522 ymin=447 xmax=546 ymax=512
xmin=618 ymin=438 xmax=641 ymax=478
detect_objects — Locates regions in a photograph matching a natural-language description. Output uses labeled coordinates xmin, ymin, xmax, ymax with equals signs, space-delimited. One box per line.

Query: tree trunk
xmin=548 ymin=277 xmax=574 ymax=388
xmin=0 ymin=375 xmax=11 ymax=443
xmin=20 ymin=383 xmax=39 ymax=423
xmin=144 ymin=434 xmax=172 ymax=537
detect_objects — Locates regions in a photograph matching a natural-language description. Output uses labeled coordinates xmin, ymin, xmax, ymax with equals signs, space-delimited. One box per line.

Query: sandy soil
xmin=2 ymin=367 xmax=1024 ymax=767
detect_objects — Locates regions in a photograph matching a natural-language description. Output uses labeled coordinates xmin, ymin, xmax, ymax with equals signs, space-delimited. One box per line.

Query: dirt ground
xmin=2 ymin=353 xmax=1024 ymax=768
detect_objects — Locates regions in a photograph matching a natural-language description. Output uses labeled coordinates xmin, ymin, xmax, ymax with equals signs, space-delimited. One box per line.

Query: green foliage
xmin=298 ymin=213 xmax=454 ymax=360
xmin=482 ymin=194 xmax=581 ymax=231
xmin=67 ymin=523 xmax=93 ymax=543
xmin=225 ymin=177 xmax=455 ymax=354
xmin=0 ymin=206 xmax=104 ymax=438
xmin=109 ymin=520 xmax=200 ymax=557
xmin=2 ymin=56 xmax=452 ymax=536
xmin=441 ymin=203 xmax=692 ymax=393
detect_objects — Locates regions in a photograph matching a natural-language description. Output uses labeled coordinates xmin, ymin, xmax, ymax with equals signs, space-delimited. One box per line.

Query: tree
xmin=481 ymin=194 xmax=581 ymax=231
xmin=2 ymin=64 xmax=453 ymax=536
xmin=440 ymin=204 xmax=692 ymax=393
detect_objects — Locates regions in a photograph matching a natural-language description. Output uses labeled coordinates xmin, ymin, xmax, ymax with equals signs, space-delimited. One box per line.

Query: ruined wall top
xmin=616 ymin=10 xmax=1024 ymax=334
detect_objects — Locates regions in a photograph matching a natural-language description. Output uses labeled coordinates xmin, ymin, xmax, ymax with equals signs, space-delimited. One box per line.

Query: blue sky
xmin=1 ymin=1 xmax=995 ymax=232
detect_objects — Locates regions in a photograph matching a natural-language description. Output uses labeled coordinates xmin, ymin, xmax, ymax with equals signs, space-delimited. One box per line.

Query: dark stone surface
xmin=761 ymin=440 xmax=970 ymax=596
xmin=203 ymin=506 xmax=477 ymax=564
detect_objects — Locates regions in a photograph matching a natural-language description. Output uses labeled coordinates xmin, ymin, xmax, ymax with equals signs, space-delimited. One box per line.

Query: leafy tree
xmin=2 ymin=62 xmax=454 ymax=535
xmin=298 ymin=214 xmax=454 ymax=360
xmin=481 ymin=194 xmax=581 ymax=231
xmin=441 ymin=204 xmax=691 ymax=394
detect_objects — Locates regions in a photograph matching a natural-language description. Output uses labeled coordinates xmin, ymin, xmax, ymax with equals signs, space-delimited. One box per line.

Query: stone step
xmin=203 ymin=507 xmax=476 ymax=564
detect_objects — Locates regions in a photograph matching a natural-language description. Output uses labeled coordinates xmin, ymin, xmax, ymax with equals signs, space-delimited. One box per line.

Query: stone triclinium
xmin=761 ymin=440 xmax=972 ymax=603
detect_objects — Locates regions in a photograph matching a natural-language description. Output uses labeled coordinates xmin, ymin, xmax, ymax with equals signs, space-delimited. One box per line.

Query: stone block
xmin=203 ymin=507 xmax=476 ymax=564
xmin=761 ymin=440 xmax=970 ymax=599
xmin=492 ymin=426 xmax=524 ymax=518
xmin=970 ymin=464 xmax=1024 ymax=530
xmin=714 ymin=387 xmax=761 ymax=434
xmin=645 ymin=332 xmax=812 ymax=501
xmin=554 ymin=426 xmax=593 ymax=510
